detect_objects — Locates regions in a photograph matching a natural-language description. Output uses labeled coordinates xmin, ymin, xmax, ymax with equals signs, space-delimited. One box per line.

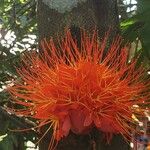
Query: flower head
xmin=8 ymin=29 xmax=150 ymax=148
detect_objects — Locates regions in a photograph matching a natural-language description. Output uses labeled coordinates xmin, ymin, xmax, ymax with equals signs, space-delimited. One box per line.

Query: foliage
xmin=0 ymin=0 xmax=37 ymax=149
xmin=0 ymin=0 xmax=36 ymax=39
xmin=121 ymin=0 xmax=150 ymax=63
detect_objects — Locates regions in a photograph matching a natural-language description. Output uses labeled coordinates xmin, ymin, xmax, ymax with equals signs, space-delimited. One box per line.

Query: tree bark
xmin=37 ymin=0 xmax=130 ymax=150
xmin=37 ymin=0 xmax=120 ymax=40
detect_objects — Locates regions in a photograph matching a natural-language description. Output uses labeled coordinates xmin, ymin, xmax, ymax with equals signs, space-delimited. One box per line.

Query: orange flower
xmin=8 ymin=29 xmax=150 ymax=149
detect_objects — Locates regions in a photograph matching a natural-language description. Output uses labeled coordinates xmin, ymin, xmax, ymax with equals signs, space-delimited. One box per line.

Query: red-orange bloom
xmin=8 ymin=30 xmax=150 ymax=149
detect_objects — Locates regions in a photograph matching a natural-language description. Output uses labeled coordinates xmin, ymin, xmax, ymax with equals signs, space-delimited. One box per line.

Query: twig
xmin=0 ymin=106 xmax=36 ymax=130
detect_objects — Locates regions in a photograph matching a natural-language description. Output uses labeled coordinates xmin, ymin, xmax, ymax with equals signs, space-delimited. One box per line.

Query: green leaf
xmin=121 ymin=20 xmax=136 ymax=28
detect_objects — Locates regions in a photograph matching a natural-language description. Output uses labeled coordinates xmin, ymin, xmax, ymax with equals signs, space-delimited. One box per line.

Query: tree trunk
xmin=37 ymin=0 xmax=130 ymax=150
xmin=37 ymin=0 xmax=120 ymax=40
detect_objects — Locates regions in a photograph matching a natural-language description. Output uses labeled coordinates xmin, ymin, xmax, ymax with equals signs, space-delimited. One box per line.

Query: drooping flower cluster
xmin=8 ymin=29 xmax=149 ymax=149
